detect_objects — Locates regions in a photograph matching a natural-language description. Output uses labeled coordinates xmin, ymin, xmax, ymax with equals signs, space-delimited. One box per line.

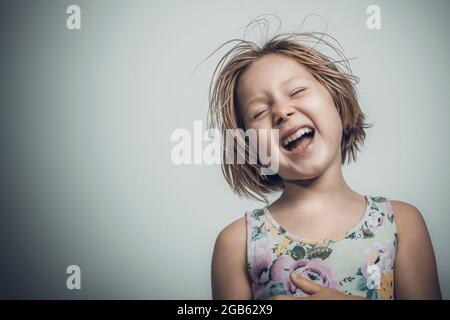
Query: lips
xmin=286 ymin=131 xmax=314 ymax=154
xmin=280 ymin=124 xmax=315 ymax=145
xmin=280 ymin=124 xmax=314 ymax=149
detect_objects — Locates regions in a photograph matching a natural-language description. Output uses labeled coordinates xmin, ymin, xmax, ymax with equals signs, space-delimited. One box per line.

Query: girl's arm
xmin=392 ymin=200 xmax=442 ymax=299
xmin=211 ymin=217 xmax=253 ymax=300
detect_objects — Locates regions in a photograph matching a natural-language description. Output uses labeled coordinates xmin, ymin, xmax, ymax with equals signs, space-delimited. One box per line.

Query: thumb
xmin=290 ymin=272 xmax=323 ymax=294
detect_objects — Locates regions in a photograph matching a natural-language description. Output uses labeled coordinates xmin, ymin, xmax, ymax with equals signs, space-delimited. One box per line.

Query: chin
xmin=278 ymin=163 xmax=325 ymax=181
xmin=278 ymin=149 xmax=336 ymax=181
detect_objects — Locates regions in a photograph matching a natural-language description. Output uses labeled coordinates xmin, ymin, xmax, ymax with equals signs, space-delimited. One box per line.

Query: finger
xmin=290 ymin=272 xmax=324 ymax=294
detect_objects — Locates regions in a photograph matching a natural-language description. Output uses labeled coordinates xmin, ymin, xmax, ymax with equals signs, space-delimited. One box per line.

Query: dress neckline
xmin=263 ymin=195 xmax=371 ymax=245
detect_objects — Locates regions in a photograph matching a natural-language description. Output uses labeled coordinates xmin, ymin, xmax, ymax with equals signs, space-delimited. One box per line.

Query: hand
xmin=268 ymin=272 xmax=366 ymax=300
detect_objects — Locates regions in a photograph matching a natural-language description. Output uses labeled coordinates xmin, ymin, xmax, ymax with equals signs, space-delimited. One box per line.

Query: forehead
xmin=237 ymin=53 xmax=313 ymax=102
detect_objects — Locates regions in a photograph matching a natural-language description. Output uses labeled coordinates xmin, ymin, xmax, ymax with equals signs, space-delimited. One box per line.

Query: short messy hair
xmin=207 ymin=31 xmax=373 ymax=203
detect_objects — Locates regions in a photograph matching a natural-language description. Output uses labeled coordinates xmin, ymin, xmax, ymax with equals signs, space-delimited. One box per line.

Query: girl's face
xmin=236 ymin=53 xmax=343 ymax=181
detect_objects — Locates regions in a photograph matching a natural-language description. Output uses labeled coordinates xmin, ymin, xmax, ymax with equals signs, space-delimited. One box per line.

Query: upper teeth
xmin=283 ymin=127 xmax=313 ymax=147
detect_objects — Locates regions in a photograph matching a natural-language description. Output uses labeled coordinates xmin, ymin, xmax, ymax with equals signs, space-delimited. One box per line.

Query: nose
xmin=273 ymin=101 xmax=296 ymax=126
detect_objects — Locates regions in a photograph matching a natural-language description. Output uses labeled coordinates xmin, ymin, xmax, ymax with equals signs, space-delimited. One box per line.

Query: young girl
xmin=209 ymin=31 xmax=442 ymax=300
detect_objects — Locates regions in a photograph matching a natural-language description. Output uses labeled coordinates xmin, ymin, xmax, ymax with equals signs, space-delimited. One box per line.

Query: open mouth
xmin=282 ymin=126 xmax=315 ymax=153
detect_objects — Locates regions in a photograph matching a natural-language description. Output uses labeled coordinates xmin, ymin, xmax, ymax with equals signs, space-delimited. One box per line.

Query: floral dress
xmin=245 ymin=195 xmax=397 ymax=300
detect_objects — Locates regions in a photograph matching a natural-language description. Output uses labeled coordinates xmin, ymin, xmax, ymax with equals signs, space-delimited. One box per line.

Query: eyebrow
xmin=244 ymin=76 xmax=302 ymax=110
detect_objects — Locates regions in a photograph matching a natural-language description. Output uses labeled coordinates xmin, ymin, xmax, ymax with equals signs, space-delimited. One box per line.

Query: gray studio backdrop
xmin=0 ymin=0 xmax=449 ymax=299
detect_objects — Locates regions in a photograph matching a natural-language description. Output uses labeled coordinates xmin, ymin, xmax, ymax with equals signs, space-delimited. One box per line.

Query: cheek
xmin=309 ymin=91 xmax=343 ymax=140
xmin=244 ymin=117 xmax=273 ymax=149
xmin=253 ymin=127 xmax=279 ymax=157
xmin=327 ymin=108 xmax=343 ymax=145
xmin=322 ymin=107 xmax=343 ymax=140
xmin=247 ymin=127 xmax=281 ymax=168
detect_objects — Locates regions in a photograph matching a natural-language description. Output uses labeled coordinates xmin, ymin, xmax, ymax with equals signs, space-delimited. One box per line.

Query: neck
xmin=276 ymin=154 xmax=357 ymax=210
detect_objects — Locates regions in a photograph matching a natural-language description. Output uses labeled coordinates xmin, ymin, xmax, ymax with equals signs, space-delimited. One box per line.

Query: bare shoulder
xmin=214 ymin=216 xmax=247 ymax=253
xmin=389 ymin=200 xmax=442 ymax=299
xmin=390 ymin=200 xmax=427 ymax=233
xmin=211 ymin=216 xmax=252 ymax=299
xmin=390 ymin=199 xmax=433 ymax=248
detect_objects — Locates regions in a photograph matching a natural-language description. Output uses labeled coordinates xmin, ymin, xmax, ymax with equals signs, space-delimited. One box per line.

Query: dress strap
xmin=245 ymin=210 xmax=255 ymax=284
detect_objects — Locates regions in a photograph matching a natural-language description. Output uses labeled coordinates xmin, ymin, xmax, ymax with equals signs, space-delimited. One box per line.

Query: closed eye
xmin=290 ymin=88 xmax=306 ymax=96
xmin=253 ymin=108 xmax=269 ymax=119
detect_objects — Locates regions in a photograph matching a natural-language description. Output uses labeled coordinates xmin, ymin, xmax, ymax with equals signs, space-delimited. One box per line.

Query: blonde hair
xmin=207 ymin=31 xmax=373 ymax=203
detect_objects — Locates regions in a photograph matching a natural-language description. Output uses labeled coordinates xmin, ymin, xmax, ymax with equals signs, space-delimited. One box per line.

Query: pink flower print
xmin=289 ymin=258 xmax=340 ymax=296
xmin=253 ymin=281 xmax=269 ymax=299
xmin=253 ymin=238 xmax=272 ymax=284
xmin=270 ymin=255 xmax=294 ymax=282
xmin=270 ymin=255 xmax=339 ymax=297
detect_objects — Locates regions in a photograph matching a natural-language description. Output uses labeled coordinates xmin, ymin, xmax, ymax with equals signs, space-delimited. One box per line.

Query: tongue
xmin=292 ymin=135 xmax=313 ymax=152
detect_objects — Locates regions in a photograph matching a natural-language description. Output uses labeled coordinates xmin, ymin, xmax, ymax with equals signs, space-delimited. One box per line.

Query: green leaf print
xmin=361 ymin=227 xmax=375 ymax=239
xmin=268 ymin=282 xmax=286 ymax=297
xmin=372 ymin=196 xmax=386 ymax=203
xmin=252 ymin=225 xmax=265 ymax=241
xmin=356 ymin=276 xmax=368 ymax=291
xmin=339 ymin=276 xmax=356 ymax=286
xmin=307 ymin=273 xmax=319 ymax=281
xmin=253 ymin=209 xmax=265 ymax=222
xmin=388 ymin=214 xmax=394 ymax=224
xmin=356 ymin=267 xmax=363 ymax=276
xmin=367 ymin=289 xmax=378 ymax=300
xmin=290 ymin=245 xmax=306 ymax=260
xmin=394 ymin=233 xmax=398 ymax=249
xmin=345 ymin=232 xmax=356 ymax=240
xmin=252 ymin=232 xmax=264 ymax=241
xmin=306 ymin=245 xmax=332 ymax=260
xmin=254 ymin=209 xmax=264 ymax=217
